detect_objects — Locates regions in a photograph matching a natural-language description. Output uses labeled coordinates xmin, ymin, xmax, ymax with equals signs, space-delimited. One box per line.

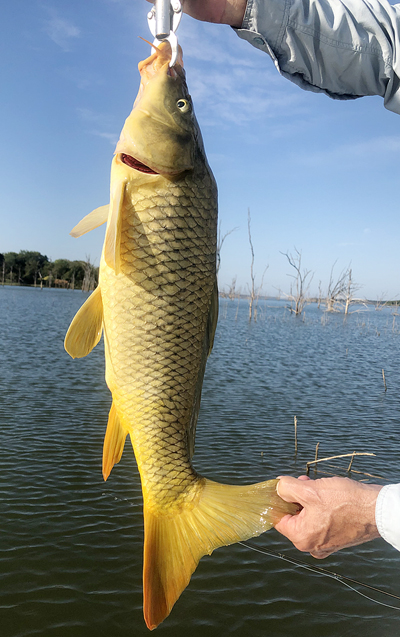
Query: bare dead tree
xmin=82 ymin=256 xmax=97 ymax=292
xmin=325 ymin=262 xmax=349 ymax=312
xmin=247 ymin=209 xmax=268 ymax=321
xmin=343 ymin=268 xmax=362 ymax=314
xmin=375 ymin=293 xmax=390 ymax=311
xmin=326 ymin=262 xmax=361 ymax=313
xmin=216 ymin=223 xmax=237 ymax=275
xmin=220 ymin=276 xmax=237 ymax=299
xmin=281 ymin=248 xmax=313 ymax=316
xmin=226 ymin=276 xmax=237 ymax=300
xmin=317 ymin=280 xmax=323 ymax=309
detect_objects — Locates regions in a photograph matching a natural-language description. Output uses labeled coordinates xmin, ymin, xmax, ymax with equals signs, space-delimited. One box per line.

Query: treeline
xmin=0 ymin=251 xmax=98 ymax=291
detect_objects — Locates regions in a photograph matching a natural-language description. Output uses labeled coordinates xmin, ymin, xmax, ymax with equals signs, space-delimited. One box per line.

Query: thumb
xmin=277 ymin=476 xmax=311 ymax=506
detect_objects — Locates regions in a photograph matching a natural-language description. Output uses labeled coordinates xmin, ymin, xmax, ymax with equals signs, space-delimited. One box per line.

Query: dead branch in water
xmin=82 ymin=255 xmax=97 ymax=292
xmin=314 ymin=442 xmax=320 ymax=474
xmin=281 ymin=248 xmax=313 ymax=316
xmin=382 ymin=368 xmax=387 ymax=392
xmin=324 ymin=262 xmax=363 ymax=313
xmin=306 ymin=451 xmax=375 ymax=475
xmin=247 ymin=209 xmax=268 ymax=321
xmin=216 ymin=223 xmax=237 ymax=276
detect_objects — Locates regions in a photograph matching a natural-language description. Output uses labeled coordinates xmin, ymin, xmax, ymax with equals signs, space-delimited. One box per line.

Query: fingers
xmin=310 ymin=551 xmax=332 ymax=559
xmin=274 ymin=513 xmax=297 ymax=536
xmin=275 ymin=504 xmax=306 ymax=535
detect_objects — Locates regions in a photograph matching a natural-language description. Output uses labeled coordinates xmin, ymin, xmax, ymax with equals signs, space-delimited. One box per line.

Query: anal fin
xmin=102 ymin=401 xmax=128 ymax=481
xmin=64 ymin=286 xmax=103 ymax=359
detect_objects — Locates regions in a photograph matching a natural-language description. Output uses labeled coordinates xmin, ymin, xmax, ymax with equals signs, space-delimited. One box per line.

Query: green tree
xmin=19 ymin=251 xmax=49 ymax=285
xmin=4 ymin=252 xmax=19 ymax=284
xmin=1 ymin=251 xmax=98 ymax=289
xmin=52 ymin=259 xmax=72 ymax=281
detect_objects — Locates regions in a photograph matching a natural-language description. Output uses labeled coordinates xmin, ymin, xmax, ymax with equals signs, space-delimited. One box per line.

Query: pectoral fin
xmin=70 ymin=205 xmax=110 ymax=238
xmin=104 ymin=180 xmax=125 ymax=275
xmin=102 ymin=401 xmax=128 ymax=481
xmin=64 ymin=286 xmax=103 ymax=359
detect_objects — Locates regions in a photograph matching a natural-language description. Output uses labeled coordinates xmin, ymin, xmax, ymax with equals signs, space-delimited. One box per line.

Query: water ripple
xmin=1 ymin=289 xmax=400 ymax=636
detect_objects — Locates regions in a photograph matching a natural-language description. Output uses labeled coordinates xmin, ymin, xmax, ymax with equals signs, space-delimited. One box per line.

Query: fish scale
xmin=64 ymin=41 xmax=298 ymax=630
xmin=101 ymin=169 xmax=217 ymax=509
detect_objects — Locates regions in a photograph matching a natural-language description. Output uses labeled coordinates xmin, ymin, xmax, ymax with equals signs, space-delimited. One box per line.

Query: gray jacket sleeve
xmin=234 ymin=0 xmax=400 ymax=113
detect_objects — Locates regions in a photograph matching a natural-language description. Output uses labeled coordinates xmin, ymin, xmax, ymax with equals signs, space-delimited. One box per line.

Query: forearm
xmin=180 ymin=0 xmax=247 ymax=26
xmin=234 ymin=0 xmax=400 ymax=113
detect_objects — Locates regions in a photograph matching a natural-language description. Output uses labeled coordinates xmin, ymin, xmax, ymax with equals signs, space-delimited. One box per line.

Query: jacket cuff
xmin=233 ymin=0 xmax=289 ymax=68
xmin=376 ymin=484 xmax=400 ymax=551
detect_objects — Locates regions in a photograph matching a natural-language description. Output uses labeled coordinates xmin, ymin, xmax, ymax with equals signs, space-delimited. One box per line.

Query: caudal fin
xmin=142 ymin=478 xmax=298 ymax=630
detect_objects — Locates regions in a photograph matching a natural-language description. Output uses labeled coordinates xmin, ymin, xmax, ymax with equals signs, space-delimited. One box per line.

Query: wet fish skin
xmin=65 ymin=42 xmax=298 ymax=631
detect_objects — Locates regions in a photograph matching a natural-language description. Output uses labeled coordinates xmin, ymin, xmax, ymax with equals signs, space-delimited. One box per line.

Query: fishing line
xmin=239 ymin=541 xmax=400 ymax=611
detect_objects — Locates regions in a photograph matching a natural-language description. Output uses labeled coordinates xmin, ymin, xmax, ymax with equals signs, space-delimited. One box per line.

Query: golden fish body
xmin=101 ymin=152 xmax=217 ymax=510
xmin=65 ymin=42 xmax=297 ymax=630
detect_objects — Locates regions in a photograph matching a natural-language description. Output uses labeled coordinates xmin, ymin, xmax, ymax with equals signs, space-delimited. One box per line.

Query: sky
xmin=1 ymin=0 xmax=400 ymax=300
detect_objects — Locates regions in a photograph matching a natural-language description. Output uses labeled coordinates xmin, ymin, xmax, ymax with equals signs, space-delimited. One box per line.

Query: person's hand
xmin=146 ymin=1 xmax=247 ymax=27
xmin=275 ymin=475 xmax=382 ymax=559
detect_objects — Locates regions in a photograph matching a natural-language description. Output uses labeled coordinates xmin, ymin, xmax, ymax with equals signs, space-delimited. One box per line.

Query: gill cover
xmin=115 ymin=42 xmax=196 ymax=175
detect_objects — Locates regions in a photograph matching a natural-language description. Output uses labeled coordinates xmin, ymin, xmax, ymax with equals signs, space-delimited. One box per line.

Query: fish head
xmin=115 ymin=41 xmax=200 ymax=176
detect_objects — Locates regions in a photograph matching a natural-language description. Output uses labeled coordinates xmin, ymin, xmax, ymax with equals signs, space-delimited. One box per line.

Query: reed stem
xmin=347 ymin=451 xmax=355 ymax=472
xmin=382 ymin=368 xmax=387 ymax=392
xmin=314 ymin=442 xmax=320 ymax=475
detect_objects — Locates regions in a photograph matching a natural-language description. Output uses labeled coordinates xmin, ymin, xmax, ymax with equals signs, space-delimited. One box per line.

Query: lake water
xmin=1 ymin=286 xmax=400 ymax=637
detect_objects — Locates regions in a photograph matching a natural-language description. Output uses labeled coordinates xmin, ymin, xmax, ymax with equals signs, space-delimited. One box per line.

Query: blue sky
xmin=1 ymin=0 xmax=400 ymax=299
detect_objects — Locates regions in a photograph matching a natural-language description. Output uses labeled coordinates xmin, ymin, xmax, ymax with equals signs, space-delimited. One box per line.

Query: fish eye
xmin=176 ymin=99 xmax=191 ymax=113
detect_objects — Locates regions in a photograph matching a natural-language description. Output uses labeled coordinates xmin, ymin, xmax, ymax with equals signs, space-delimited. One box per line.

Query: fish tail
xmin=143 ymin=477 xmax=298 ymax=630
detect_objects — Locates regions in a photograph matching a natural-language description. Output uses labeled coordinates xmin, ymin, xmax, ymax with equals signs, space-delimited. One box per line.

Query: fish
xmin=64 ymin=41 xmax=298 ymax=630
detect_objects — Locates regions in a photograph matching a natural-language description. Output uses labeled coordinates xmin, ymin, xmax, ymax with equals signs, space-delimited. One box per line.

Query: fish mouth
xmin=120 ymin=153 xmax=159 ymax=174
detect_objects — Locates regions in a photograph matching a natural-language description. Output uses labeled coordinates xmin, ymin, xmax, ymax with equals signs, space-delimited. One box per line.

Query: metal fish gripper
xmin=147 ymin=0 xmax=183 ymax=67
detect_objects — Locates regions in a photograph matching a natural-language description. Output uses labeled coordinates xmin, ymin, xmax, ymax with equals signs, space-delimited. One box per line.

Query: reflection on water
xmin=1 ymin=287 xmax=400 ymax=637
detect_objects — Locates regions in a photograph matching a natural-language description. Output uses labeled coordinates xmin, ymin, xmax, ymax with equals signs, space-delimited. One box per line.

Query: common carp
xmin=65 ymin=41 xmax=297 ymax=630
